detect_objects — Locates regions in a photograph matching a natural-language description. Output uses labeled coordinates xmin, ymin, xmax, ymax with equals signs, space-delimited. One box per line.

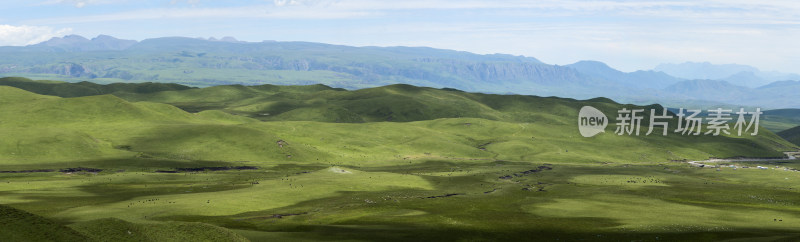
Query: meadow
xmin=1 ymin=80 xmax=799 ymax=241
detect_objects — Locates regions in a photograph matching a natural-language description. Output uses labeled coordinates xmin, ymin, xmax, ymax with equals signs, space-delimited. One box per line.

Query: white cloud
xmin=273 ymin=0 xmax=332 ymax=7
xmin=170 ymin=0 xmax=200 ymax=6
xmin=27 ymin=4 xmax=374 ymax=25
xmin=273 ymin=0 xmax=299 ymax=7
xmin=25 ymin=0 xmax=800 ymax=25
xmin=261 ymin=0 xmax=800 ymax=26
xmin=0 ymin=25 xmax=72 ymax=46
xmin=39 ymin=0 xmax=123 ymax=8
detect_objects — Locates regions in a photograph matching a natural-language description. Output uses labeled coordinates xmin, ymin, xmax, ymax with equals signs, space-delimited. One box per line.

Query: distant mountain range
xmin=26 ymin=34 xmax=137 ymax=51
xmin=1 ymin=35 xmax=799 ymax=109
xmin=655 ymin=62 xmax=800 ymax=88
xmin=566 ymin=60 xmax=683 ymax=90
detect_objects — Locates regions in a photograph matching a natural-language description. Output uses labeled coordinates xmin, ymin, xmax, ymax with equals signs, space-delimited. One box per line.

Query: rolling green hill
xmin=0 ymin=82 xmax=795 ymax=166
xmin=0 ymin=85 xmax=261 ymax=164
xmin=107 ymin=81 xmax=647 ymax=124
xmin=2 ymin=81 xmax=800 ymax=241
xmin=778 ymin=125 xmax=800 ymax=146
xmin=0 ymin=77 xmax=193 ymax=98
xmin=0 ymin=204 xmax=247 ymax=242
xmin=69 ymin=218 xmax=248 ymax=242
xmin=10 ymin=77 xmax=796 ymax=137
xmin=0 ymin=76 xmax=644 ymax=123
xmin=0 ymin=204 xmax=88 ymax=241
xmin=763 ymin=108 xmax=800 ymax=132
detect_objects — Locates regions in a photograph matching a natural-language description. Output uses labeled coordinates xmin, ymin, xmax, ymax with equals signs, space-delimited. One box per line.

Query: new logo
xmin=578 ymin=106 xmax=608 ymax=137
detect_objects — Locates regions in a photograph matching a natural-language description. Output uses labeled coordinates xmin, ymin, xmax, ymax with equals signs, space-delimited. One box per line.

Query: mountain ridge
xmin=655 ymin=61 xmax=800 ymax=88
xmin=1 ymin=35 xmax=799 ymax=108
xmin=31 ymin=34 xmax=138 ymax=51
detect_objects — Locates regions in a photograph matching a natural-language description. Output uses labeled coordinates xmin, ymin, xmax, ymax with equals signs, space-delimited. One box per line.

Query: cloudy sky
xmin=1 ymin=0 xmax=799 ymax=73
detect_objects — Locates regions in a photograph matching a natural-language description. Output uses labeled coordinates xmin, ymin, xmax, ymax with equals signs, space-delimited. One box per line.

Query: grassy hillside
xmin=0 ymin=76 xmax=193 ymax=98
xmin=0 ymin=85 xmax=261 ymax=164
xmin=0 ymin=204 xmax=87 ymax=241
xmin=0 ymin=204 xmax=246 ymax=242
xmin=69 ymin=218 xmax=248 ymax=242
xmin=0 ymin=83 xmax=794 ymax=166
xmin=7 ymin=77 xmax=799 ymax=134
xmin=114 ymin=83 xmax=681 ymax=124
xmin=2 ymin=82 xmax=799 ymax=241
xmin=763 ymin=108 xmax=800 ymax=132
xmin=778 ymin=125 xmax=800 ymax=146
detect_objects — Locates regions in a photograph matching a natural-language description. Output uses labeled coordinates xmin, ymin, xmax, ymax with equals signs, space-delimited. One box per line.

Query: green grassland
xmin=0 ymin=204 xmax=87 ymax=241
xmin=0 ymin=76 xmax=194 ymax=97
xmin=1 ymin=80 xmax=800 ymax=241
xmin=5 ymin=76 xmax=800 ymax=134
xmin=762 ymin=109 xmax=800 ymax=133
xmin=778 ymin=125 xmax=800 ymax=146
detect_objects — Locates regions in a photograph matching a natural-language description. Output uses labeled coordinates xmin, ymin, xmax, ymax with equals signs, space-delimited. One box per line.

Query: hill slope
xmin=0 ymin=77 xmax=193 ymax=97
xmin=778 ymin=125 xmax=800 ymax=146
xmin=0 ymin=77 xmax=623 ymax=123
xmin=0 ymin=85 xmax=261 ymax=164
xmin=0 ymin=83 xmax=794 ymax=165
xmin=762 ymin=108 xmax=800 ymax=132
xmin=0 ymin=204 xmax=88 ymax=241
xmin=69 ymin=218 xmax=248 ymax=242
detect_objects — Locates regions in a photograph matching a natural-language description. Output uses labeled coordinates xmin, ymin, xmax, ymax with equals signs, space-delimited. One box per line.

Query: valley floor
xmin=3 ymin=158 xmax=800 ymax=241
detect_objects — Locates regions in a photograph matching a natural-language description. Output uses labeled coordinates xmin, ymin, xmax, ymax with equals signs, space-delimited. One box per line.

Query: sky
xmin=1 ymin=0 xmax=799 ymax=73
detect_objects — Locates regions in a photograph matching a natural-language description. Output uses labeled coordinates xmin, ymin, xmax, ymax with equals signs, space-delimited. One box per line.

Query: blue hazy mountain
xmin=655 ymin=62 xmax=758 ymax=80
xmin=0 ymin=35 xmax=798 ymax=108
xmin=566 ymin=60 xmax=682 ymax=89
xmin=664 ymin=79 xmax=751 ymax=102
xmin=754 ymin=81 xmax=800 ymax=108
xmin=661 ymin=79 xmax=800 ymax=109
xmin=655 ymin=62 xmax=800 ymax=88
xmin=0 ymin=35 xmax=632 ymax=100
xmin=30 ymin=35 xmax=138 ymax=51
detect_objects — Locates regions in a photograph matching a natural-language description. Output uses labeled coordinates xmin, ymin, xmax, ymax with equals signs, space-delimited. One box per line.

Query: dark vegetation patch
xmin=499 ymin=165 xmax=552 ymax=179
xmin=421 ymin=193 xmax=463 ymax=199
xmin=60 ymin=167 xmax=103 ymax=173
xmin=0 ymin=169 xmax=56 ymax=173
xmin=153 ymin=170 xmax=179 ymax=173
xmin=0 ymin=167 xmax=103 ymax=173
xmin=249 ymin=212 xmax=309 ymax=220
xmin=483 ymin=188 xmax=498 ymax=194
xmin=0 ymin=158 xmax=243 ymax=173
xmin=155 ymin=166 xmax=258 ymax=173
